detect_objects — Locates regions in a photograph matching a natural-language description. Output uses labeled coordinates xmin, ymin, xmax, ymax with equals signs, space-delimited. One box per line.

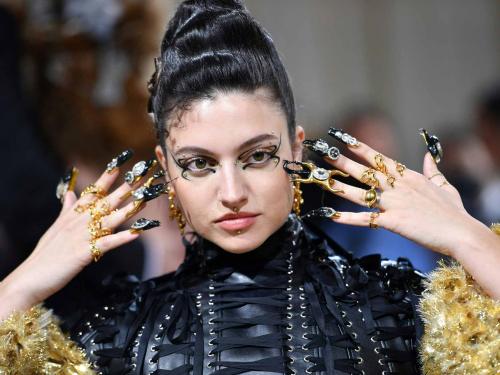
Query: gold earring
xmin=167 ymin=186 xmax=186 ymax=235
xmin=292 ymin=181 xmax=304 ymax=216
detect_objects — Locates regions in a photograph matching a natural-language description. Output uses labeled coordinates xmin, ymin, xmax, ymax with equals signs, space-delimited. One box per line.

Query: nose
xmin=218 ymin=163 xmax=248 ymax=211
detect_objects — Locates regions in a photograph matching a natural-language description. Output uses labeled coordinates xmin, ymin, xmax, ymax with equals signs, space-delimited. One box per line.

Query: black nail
xmin=301 ymin=207 xmax=340 ymax=220
xmin=419 ymin=128 xmax=443 ymax=163
xmin=303 ymin=139 xmax=340 ymax=160
xmin=106 ymin=149 xmax=134 ymax=173
xmin=328 ymin=127 xmax=359 ymax=146
xmin=56 ymin=167 xmax=78 ymax=202
xmin=132 ymin=183 xmax=166 ymax=202
xmin=125 ymin=158 xmax=158 ymax=185
xmin=283 ymin=160 xmax=311 ymax=179
xmin=130 ymin=218 xmax=161 ymax=233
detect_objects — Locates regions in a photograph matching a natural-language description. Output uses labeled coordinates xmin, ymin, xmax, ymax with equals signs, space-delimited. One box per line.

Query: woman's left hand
xmin=302 ymin=133 xmax=500 ymax=298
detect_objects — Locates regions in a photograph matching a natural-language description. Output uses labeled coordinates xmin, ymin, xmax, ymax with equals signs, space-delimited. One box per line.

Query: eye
xmin=250 ymin=151 xmax=267 ymax=162
xmin=191 ymin=158 xmax=208 ymax=170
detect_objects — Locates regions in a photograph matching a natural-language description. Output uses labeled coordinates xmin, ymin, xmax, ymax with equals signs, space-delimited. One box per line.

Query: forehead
xmin=167 ymin=91 xmax=287 ymax=152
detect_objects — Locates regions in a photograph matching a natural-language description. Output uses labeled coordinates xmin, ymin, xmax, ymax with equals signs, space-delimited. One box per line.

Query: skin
xmin=0 ymin=89 xmax=499 ymax=322
xmin=155 ymin=89 xmax=304 ymax=253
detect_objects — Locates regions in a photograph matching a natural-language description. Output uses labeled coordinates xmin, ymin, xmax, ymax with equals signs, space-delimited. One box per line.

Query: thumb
xmin=423 ymin=152 xmax=448 ymax=187
xmin=62 ymin=191 xmax=78 ymax=212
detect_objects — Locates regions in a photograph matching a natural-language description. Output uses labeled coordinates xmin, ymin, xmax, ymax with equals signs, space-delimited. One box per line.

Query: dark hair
xmin=147 ymin=0 xmax=296 ymax=153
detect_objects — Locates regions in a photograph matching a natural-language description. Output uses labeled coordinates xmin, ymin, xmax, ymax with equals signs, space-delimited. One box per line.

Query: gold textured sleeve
xmin=419 ymin=223 xmax=500 ymax=375
xmin=0 ymin=305 xmax=94 ymax=374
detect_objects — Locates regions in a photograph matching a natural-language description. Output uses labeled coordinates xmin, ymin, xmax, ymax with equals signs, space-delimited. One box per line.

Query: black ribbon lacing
xmin=205 ymin=256 xmax=291 ymax=375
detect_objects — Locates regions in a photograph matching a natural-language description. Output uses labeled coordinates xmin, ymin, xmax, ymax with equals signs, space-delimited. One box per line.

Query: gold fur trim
xmin=419 ymin=262 xmax=500 ymax=374
xmin=0 ymin=305 xmax=94 ymax=374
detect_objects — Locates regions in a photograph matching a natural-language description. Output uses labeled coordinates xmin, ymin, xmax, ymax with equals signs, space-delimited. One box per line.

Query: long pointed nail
xmin=106 ymin=149 xmax=134 ymax=174
xmin=56 ymin=167 xmax=79 ymax=202
xmin=419 ymin=128 xmax=443 ymax=164
xmin=130 ymin=218 xmax=161 ymax=234
xmin=283 ymin=160 xmax=311 ymax=179
xmin=328 ymin=127 xmax=359 ymax=147
xmin=124 ymin=158 xmax=157 ymax=185
xmin=303 ymin=139 xmax=340 ymax=160
xmin=301 ymin=207 xmax=341 ymax=220
xmin=132 ymin=183 xmax=166 ymax=202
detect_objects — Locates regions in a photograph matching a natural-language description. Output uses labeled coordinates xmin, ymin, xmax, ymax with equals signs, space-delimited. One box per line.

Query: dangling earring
xmin=292 ymin=181 xmax=304 ymax=216
xmin=167 ymin=185 xmax=186 ymax=235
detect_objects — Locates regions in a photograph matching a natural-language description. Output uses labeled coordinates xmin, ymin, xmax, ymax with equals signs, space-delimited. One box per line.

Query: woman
xmin=0 ymin=1 xmax=499 ymax=374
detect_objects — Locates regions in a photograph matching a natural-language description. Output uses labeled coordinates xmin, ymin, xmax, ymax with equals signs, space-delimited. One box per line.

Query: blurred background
xmin=0 ymin=0 xmax=498 ymax=313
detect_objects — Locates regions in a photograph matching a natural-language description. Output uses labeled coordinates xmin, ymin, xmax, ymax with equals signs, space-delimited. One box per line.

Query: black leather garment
xmin=70 ymin=215 xmax=425 ymax=375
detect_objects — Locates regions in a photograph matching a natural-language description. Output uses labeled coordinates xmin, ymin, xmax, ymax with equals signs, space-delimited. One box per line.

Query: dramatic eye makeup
xmin=170 ymin=133 xmax=282 ymax=180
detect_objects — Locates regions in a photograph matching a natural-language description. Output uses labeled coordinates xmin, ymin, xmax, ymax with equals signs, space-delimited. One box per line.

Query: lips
xmin=214 ymin=212 xmax=260 ymax=231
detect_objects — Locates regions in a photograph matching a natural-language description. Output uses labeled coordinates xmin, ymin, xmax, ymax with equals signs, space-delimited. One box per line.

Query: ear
xmin=292 ymin=125 xmax=305 ymax=161
xmin=155 ymin=145 xmax=167 ymax=170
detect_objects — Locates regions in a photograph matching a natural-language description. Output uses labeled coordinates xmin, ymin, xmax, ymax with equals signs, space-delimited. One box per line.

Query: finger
xmin=324 ymin=154 xmax=389 ymax=189
xmin=101 ymin=200 xmax=146 ymax=229
xmin=62 ymin=191 xmax=78 ymax=212
xmin=327 ymin=179 xmax=382 ymax=209
xmin=93 ymin=230 xmax=140 ymax=255
xmin=330 ymin=210 xmax=384 ymax=229
xmin=77 ymin=168 xmax=121 ymax=207
xmin=422 ymin=152 xmax=452 ymax=189
xmin=346 ymin=141 xmax=401 ymax=181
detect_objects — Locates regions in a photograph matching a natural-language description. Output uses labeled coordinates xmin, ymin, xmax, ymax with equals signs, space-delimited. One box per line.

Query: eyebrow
xmin=172 ymin=133 xmax=280 ymax=157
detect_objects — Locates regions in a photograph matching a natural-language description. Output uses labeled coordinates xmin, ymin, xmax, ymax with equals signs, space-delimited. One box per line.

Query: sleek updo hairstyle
xmin=147 ymin=0 xmax=296 ymax=153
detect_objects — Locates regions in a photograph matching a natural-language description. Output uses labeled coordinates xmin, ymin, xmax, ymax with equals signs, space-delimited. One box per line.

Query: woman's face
xmin=156 ymin=90 xmax=304 ymax=254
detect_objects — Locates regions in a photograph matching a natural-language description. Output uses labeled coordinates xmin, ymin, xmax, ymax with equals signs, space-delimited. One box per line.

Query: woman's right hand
xmin=0 ymin=161 xmax=162 ymax=320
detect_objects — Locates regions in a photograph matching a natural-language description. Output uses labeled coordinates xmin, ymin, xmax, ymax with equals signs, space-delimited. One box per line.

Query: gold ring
xmin=438 ymin=180 xmax=449 ymax=187
xmin=369 ymin=211 xmax=380 ymax=229
xmin=395 ymin=161 xmax=406 ymax=177
xmin=364 ymin=187 xmax=379 ymax=208
xmin=428 ymin=172 xmax=444 ymax=180
xmin=375 ymin=153 xmax=396 ymax=187
xmin=89 ymin=240 xmax=102 ymax=262
xmin=80 ymin=184 xmax=106 ymax=199
xmin=360 ymin=168 xmax=380 ymax=188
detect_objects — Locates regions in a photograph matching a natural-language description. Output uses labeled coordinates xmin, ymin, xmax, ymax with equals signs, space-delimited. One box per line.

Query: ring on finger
xmin=360 ymin=168 xmax=380 ymax=188
xmin=369 ymin=211 xmax=380 ymax=229
xmin=395 ymin=161 xmax=406 ymax=177
xmin=374 ymin=153 xmax=396 ymax=188
xmin=89 ymin=240 xmax=103 ymax=262
xmin=364 ymin=187 xmax=380 ymax=208
xmin=438 ymin=180 xmax=449 ymax=187
xmin=80 ymin=183 xmax=106 ymax=199
xmin=428 ymin=172 xmax=444 ymax=180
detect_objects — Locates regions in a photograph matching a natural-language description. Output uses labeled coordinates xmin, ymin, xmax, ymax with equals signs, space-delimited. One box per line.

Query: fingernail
xmin=328 ymin=127 xmax=359 ymax=147
xmin=419 ymin=128 xmax=443 ymax=164
xmin=106 ymin=149 xmax=134 ymax=174
xmin=129 ymin=218 xmax=161 ymax=234
xmin=301 ymin=207 xmax=341 ymax=220
xmin=303 ymin=139 xmax=340 ymax=160
xmin=124 ymin=158 xmax=158 ymax=185
xmin=56 ymin=167 xmax=79 ymax=202
xmin=132 ymin=183 xmax=166 ymax=202
xmin=283 ymin=160 xmax=311 ymax=179
xmin=144 ymin=169 xmax=166 ymax=188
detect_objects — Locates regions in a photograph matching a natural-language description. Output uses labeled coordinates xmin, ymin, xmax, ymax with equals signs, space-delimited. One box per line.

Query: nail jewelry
xmin=124 ymin=159 xmax=157 ymax=185
xmin=303 ymin=139 xmax=341 ymax=160
xmin=106 ymin=149 xmax=134 ymax=174
xmin=283 ymin=160 xmax=349 ymax=194
xmin=419 ymin=128 xmax=443 ymax=164
xmin=328 ymin=127 xmax=359 ymax=147
xmin=301 ymin=207 xmax=341 ymax=220
xmin=56 ymin=167 xmax=78 ymax=203
xmin=130 ymin=218 xmax=161 ymax=234
xmin=132 ymin=183 xmax=167 ymax=202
